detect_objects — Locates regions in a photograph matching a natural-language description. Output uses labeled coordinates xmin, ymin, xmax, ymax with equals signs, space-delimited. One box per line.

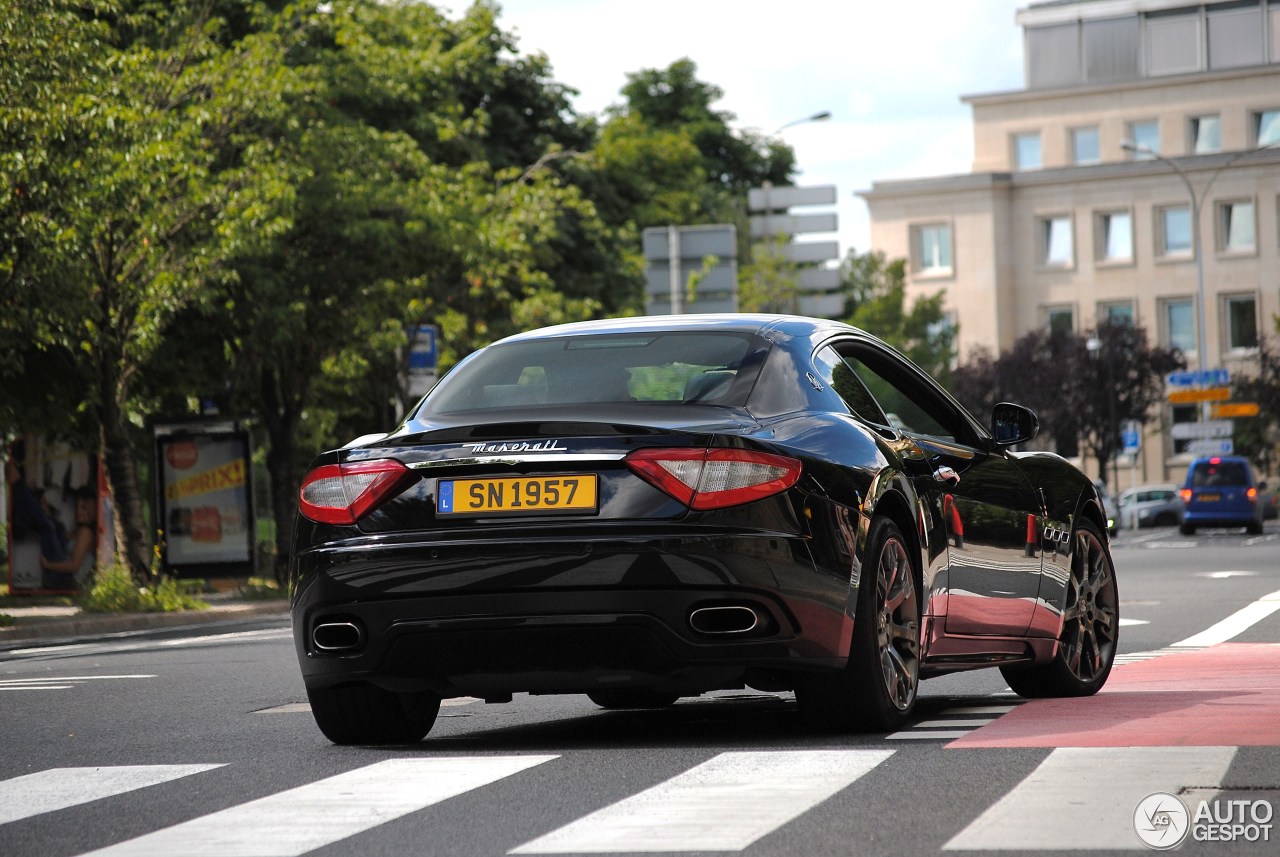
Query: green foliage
xmin=236 ymin=576 xmax=287 ymax=600
xmin=1229 ymin=336 xmax=1280 ymax=475
xmin=79 ymin=564 xmax=208 ymax=613
xmin=839 ymin=250 xmax=956 ymax=380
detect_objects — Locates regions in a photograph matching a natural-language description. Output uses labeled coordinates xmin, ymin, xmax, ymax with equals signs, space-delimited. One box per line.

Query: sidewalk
xmin=0 ymin=589 xmax=290 ymax=644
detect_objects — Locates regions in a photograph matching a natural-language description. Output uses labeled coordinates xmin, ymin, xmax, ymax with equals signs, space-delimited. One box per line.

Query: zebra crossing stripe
xmin=0 ymin=765 xmax=224 ymax=825
xmin=77 ymin=756 xmax=557 ymax=857
xmin=943 ymin=746 xmax=1236 ymax=850
xmin=510 ymin=750 xmax=892 ymax=853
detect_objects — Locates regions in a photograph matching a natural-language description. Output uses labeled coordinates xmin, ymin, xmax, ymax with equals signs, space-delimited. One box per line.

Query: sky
xmin=476 ymin=0 xmax=1030 ymax=259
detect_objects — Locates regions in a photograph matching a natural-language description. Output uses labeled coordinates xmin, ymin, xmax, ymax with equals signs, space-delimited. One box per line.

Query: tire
xmin=797 ymin=516 xmax=920 ymax=732
xmin=306 ymin=682 xmax=440 ymax=745
xmin=587 ymin=689 xmax=680 ymax=709
xmin=1001 ymin=518 xmax=1118 ymax=699
xmin=1179 ymin=523 xmax=1195 ymax=535
xmin=1246 ymin=520 xmax=1263 ymax=535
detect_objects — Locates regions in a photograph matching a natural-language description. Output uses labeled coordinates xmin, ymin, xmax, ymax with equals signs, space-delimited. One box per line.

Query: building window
xmin=1191 ymin=115 xmax=1221 ymax=154
xmin=1223 ymin=294 xmax=1259 ymax=351
xmin=1217 ymin=200 xmax=1256 ymax=254
xmin=1148 ymin=13 xmax=1201 ymax=76
xmin=1046 ymin=306 xmax=1075 ymax=334
xmin=1101 ymin=302 xmax=1135 ymax=326
xmin=912 ymin=223 xmax=953 ymax=275
xmin=1072 ymin=126 xmax=1100 ymax=164
xmin=1255 ymin=110 xmax=1280 ymax=147
xmin=1014 ymin=132 xmax=1042 ymax=170
xmin=1162 ymin=298 xmax=1197 ymax=355
xmin=1127 ymin=121 xmax=1159 ymax=157
xmin=1208 ymin=4 xmax=1264 ymax=70
xmin=1039 ymin=215 xmax=1073 ymax=267
xmin=1157 ymin=205 xmax=1193 ymax=257
xmin=1096 ymin=210 xmax=1133 ymax=262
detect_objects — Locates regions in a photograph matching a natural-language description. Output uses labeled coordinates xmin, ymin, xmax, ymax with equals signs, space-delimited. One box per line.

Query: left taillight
xmin=625 ymin=447 xmax=802 ymax=511
xmin=298 ymin=459 xmax=410 ymax=525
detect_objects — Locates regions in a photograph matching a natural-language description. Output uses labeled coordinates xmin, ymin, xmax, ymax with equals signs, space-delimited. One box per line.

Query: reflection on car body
xmin=289 ymin=315 xmax=1119 ymax=744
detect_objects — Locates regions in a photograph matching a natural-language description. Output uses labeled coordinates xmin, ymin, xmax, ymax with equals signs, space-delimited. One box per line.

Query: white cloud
xmin=486 ymin=0 xmax=1027 ymax=255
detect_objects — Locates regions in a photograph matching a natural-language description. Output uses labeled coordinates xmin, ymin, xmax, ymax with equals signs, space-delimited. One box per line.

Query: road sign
xmin=1167 ymin=386 xmax=1231 ymax=404
xmin=1121 ymin=421 xmax=1140 ymax=456
xmin=1186 ymin=439 xmax=1234 ymax=456
xmin=747 ymin=184 xmax=836 ymax=212
xmin=1211 ymin=402 xmax=1260 ymax=418
xmin=1170 ymin=420 xmax=1233 ymax=440
xmin=750 ymin=212 xmax=838 ymax=238
xmin=642 ymin=224 xmax=738 ymax=315
xmin=1166 ymin=368 xmax=1230 ymax=387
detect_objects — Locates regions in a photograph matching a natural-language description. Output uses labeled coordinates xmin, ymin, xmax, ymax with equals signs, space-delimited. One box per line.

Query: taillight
xmin=625 ymin=448 xmax=802 ymax=510
xmin=298 ymin=459 xmax=410 ymax=525
xmin=1247 ymin=487 xmax=1258 ymax=502
xmin=1179 ymin=488 xmax=1192 ymax=504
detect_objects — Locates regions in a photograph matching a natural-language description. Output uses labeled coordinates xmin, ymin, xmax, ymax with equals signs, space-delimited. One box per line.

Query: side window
xmin=812 ymin=346 xmax=888 ymax=425
xmin=836 ymin=346 xmax=962 ymax=443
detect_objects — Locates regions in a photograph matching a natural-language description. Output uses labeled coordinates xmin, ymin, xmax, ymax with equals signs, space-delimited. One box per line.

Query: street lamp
xmin=772 ymin=110 xmax=832 ymax=135
xmin=1119 ymin=138 xmax=1280 ymax=418
xmin=1086 ymin=334 xmax=1120 ymax=495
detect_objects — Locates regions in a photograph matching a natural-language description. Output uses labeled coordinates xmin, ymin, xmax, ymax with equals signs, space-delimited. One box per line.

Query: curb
xmin=0 ymin=601 xmax=290 ymax=645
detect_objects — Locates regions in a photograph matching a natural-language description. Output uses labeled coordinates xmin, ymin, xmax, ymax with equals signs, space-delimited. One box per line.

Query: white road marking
xmin=0 ymin=765 xmax=224 ymax=825
xmin=0 ymin=675 xmax=156 ymax=691
xmin=913 ymin=719 xmax=995 ymax=729
xmin=1196 ymin=570 xmax=1256 ymax=579
xmin=1171 ymin=588 xmax=1280 ymax=648
xmin=77 ymin=756 xmax=557 ymax=857
xmin=943 ymin=747 xmax=1235 ymax=850
xmin=510 ymin=750 xmax=892 ymax=853
xmin=1118 ymin=618 xmax=1149 ymax=626
xmin=944 ymin=705 xmax=1016 ymax=715
xmin=886 ymin=730 xmax=972 ymax=740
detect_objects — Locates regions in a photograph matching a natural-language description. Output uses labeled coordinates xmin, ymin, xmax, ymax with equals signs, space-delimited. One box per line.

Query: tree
xmin=1230 ymin=335 xmax=1280 ymax=475
xmin=840 ymin=250 xmax=955 ymax=380
xmin=949 ymin=322 xmax=1183 ymax=480
xmin=2 ymin=0 xmax=307 ymax=575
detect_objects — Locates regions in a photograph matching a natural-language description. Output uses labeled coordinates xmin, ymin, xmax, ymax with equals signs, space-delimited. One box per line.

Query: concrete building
xmin=860 ymin=0 xmax=1280 ymax=486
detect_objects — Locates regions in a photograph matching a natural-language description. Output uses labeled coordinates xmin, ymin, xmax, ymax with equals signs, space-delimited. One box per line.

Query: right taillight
xmin=625 ymin=447 xmax=802 ymax=510
xmin=298 ymin=459 xmax=410 ymax=525
xmin=1179 ymin=488 xmax=1192 ymax=504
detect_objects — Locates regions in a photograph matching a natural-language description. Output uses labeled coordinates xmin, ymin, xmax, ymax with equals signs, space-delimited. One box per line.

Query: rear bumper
xmin=291 ymin=532 xmax=854 ymax=698
xmin=1183 ymin=507 xmax=1260 ymax=526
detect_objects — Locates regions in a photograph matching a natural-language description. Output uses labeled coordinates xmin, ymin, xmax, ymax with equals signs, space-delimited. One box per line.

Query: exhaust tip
xmin=689 ymin=605 xmax=760 ymax=635
xmin=312 ymin=620 xmax=364 ymax=652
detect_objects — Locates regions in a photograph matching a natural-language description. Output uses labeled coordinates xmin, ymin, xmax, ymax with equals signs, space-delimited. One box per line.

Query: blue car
xmin=1179 ymin=456 xmax=1267 ymax=535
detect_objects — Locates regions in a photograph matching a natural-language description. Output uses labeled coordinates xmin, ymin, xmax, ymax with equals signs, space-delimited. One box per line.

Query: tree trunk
xmin=97 ymin=370 xmax=152 ymax=579
xmin=259 ymin=371 xmax=302 ymax=584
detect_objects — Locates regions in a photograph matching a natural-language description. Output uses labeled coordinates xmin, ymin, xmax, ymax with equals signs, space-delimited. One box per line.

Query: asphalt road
xmin=2 ymin=524 xmax=1278 ymax=857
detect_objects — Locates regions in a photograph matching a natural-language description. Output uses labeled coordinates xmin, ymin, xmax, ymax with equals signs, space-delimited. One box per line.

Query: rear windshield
xmin=1190 ymin=460 xmax=1249 ymax=487
xmin=421 ymin=332 xmax=765 ymax=415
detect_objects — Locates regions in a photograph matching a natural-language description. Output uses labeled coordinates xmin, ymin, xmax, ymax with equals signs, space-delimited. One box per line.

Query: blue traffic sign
xmin=1166 ymin=368 xmax=1230 ymax=387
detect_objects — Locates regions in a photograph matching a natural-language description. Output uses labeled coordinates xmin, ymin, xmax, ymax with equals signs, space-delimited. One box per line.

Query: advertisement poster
xmin=5 ymin=437 xmax=105 ymax=594
xmin=155 ymin=425 xmax=253 ymax=576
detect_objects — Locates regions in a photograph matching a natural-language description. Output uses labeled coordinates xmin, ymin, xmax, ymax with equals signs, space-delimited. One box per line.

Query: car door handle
xmin=934 ymin=465 xmax=960 ymax=487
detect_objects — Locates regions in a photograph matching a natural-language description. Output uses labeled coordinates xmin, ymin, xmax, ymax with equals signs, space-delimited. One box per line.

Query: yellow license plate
xmin=436 ymin=475 xmax=598 ymax=515
xmin=1198 ymin=493 xmax=1221 ymax=502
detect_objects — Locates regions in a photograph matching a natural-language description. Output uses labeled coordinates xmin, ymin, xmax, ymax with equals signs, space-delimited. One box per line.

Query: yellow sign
xmin=1167 ymin=387 xmax=1232 ymax=404
xmin=1211 ymin=402 xmax=1260 ymax=418
xmin=165 ymin=459 xmax=246 ymax=501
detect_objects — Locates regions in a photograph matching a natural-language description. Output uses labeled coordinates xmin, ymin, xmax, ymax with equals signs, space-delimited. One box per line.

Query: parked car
xmin=290 ymin=315 xmax=1118 ymax=744
xmin=1179 ymin=455 xmax=1267 ymax=535
xmin=1117 ymin=483 xmax=1182 ymax=528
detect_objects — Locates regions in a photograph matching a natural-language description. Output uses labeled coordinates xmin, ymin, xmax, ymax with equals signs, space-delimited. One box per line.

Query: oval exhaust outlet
xmin=313 ymin=621 xmax=364 ymax=652
xmin=689 ymin=605 xmax=759 ymax=635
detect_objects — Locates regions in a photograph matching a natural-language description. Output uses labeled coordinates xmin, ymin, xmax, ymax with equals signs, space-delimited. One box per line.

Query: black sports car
xmin=289 ymin=314 xmax=1118 ymax=743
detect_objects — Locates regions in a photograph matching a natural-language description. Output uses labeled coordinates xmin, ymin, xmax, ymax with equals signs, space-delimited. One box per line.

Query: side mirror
xmin=991 ymin=402 xmax=1039 ymax=446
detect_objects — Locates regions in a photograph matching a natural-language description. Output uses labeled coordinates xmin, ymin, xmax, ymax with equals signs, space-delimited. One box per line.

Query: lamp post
xmin=1119 ymin=138 xmax=1280 ymax=421
xmin=772 ymin=110 xmax=832 ymax=135
xmin=1086 ymin=334 xmax=1120 ymax=494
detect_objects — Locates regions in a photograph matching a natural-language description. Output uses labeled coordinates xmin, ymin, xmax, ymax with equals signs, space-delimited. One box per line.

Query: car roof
xmin=493 ymin=314 xmax=866 ymax=345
